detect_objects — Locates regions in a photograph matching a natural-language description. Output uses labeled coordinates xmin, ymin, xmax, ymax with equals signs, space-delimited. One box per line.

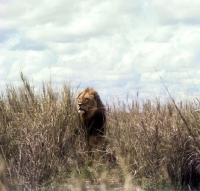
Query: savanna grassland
xmin=0 ymin=72 xmax=200 ymax=191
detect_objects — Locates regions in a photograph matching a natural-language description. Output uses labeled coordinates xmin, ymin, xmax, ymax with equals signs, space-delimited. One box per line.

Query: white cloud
xmin=152 ymin=0 xmax=200 ymax=25
xmin=145 ymin=26 xmax=174 ymax=43
xmin=0 ymin=0 xmax=200 ymax=102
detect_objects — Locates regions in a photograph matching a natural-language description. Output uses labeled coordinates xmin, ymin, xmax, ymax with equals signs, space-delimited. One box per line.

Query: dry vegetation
xmin=0 ymin=72 xmax=200 ymax=191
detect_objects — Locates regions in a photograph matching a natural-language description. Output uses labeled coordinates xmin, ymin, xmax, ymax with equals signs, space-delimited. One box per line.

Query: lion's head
xmin=76 ymin=87 xmax=102 ymax=119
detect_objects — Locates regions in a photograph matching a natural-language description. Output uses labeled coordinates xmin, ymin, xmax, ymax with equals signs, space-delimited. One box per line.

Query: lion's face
xmin=76 ymin=88 xmax=98 ymax=116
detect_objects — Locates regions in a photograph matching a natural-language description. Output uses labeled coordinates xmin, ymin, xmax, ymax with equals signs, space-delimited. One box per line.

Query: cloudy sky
xmin=1 ymin=0 xmax=200 ymax=102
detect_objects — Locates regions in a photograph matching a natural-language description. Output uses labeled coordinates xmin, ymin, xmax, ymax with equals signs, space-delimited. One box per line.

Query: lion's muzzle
xmin=78 ymin=109 xmax=85 ymax=114
xmin=77 ymin=104 xmax=87 ymax=113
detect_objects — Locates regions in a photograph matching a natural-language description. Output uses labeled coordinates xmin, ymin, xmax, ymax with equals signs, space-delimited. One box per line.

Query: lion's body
xmin=80 ymin=108 xmax=105 ymax=136
xmin=76 ymin=88 xmax=106 ymax=150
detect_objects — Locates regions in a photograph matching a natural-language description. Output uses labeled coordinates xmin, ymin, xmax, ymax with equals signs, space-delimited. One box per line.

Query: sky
xmin=1 ymin=0 xmax=200 ymax=102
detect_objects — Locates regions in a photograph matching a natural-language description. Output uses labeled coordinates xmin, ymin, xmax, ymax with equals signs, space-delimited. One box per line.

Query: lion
xmin=76 ymin=87 xmax=106 ymax=153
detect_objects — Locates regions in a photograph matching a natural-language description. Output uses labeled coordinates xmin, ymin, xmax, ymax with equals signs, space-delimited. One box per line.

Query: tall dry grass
xmin=106 ymin=96 xmax=200 ymax=191
xmin=0 ymin=72 xmax=200 ymax=190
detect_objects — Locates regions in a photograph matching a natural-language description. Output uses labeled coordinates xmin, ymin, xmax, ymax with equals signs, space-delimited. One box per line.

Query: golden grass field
xmin=0 ymin=72 xmax=200 ymax=191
